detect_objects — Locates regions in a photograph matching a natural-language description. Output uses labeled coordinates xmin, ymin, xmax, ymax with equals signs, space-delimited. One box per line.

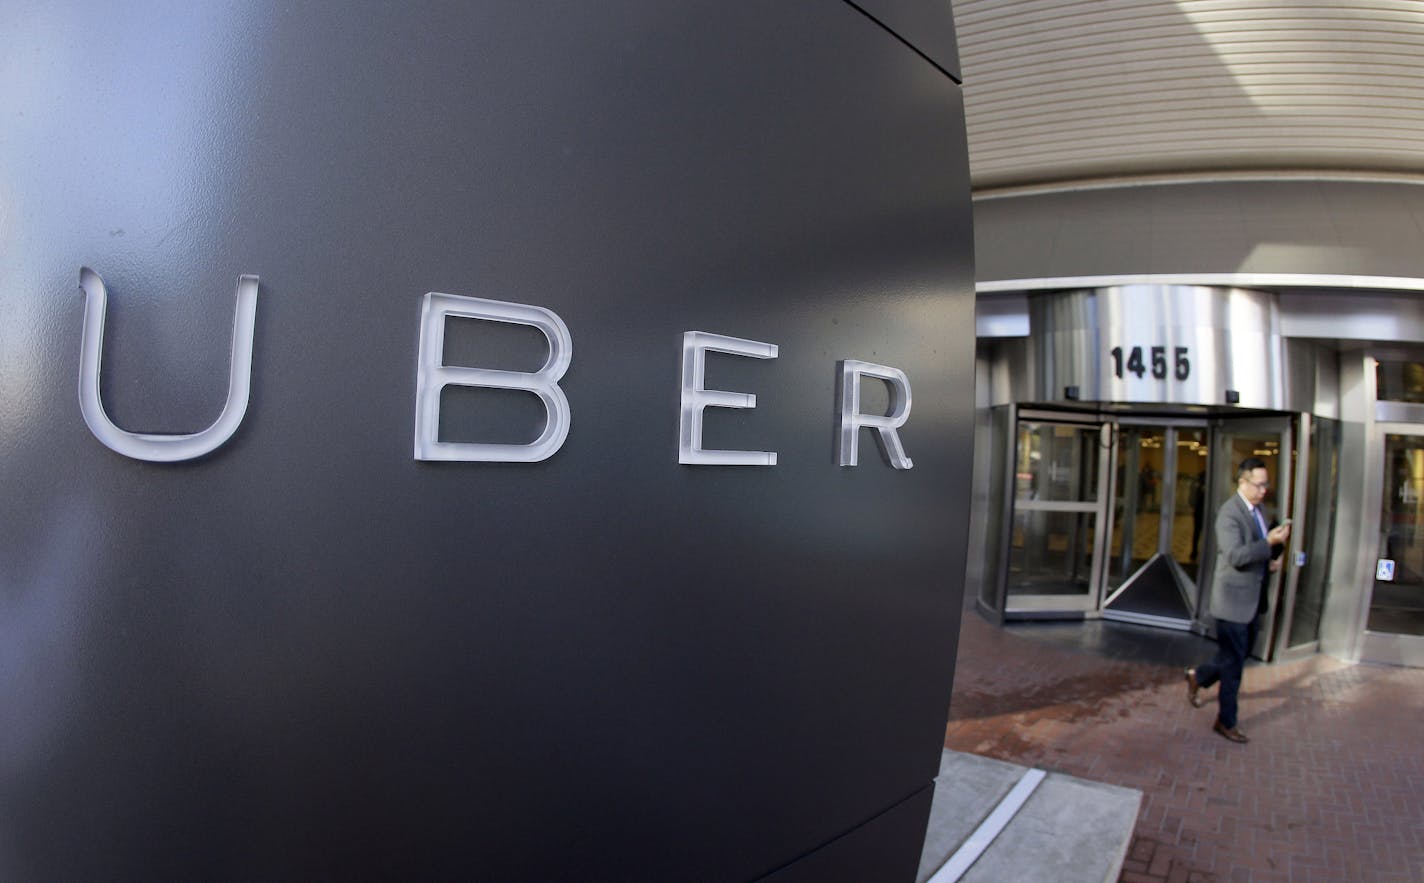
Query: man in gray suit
xmin=1185 ymin=457 xmax=1291 ymax=743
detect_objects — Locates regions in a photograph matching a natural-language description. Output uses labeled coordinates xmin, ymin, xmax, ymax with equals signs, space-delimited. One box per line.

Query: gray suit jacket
xmin=1209 ymin=494 xmax=1273 ymax=624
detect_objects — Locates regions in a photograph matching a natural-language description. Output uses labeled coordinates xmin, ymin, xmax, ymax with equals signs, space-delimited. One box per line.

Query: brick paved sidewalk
xmin=944 ymin=612 xmax=1424 ymax=882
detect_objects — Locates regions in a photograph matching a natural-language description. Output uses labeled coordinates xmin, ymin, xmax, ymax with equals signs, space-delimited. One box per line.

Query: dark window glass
xmin=1376 ymin=361 xmax=1424 ymax=403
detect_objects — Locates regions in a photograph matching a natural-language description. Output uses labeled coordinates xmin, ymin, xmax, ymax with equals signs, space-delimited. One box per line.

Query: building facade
xmin=957 ymin=0 xmax=1424 ymax=668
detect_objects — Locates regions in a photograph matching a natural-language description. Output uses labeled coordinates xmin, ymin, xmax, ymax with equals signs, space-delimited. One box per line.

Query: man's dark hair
xmin=1237 ymin=457 xmax=1267 ymax=480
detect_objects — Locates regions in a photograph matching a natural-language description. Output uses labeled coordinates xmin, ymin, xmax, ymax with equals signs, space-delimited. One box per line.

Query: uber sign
xmin=77 ymin=268 xmax=916 ymax=469
xmin=6 ymin=3 xmax=972 ymax=879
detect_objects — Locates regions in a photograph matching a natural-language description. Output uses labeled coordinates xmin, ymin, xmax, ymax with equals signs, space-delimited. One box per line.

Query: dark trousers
xmin=1195 ymin=618 xmax=1257 ymax=729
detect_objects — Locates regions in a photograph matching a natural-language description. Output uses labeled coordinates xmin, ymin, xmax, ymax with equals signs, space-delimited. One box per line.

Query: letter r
xmin=837 ymin=359 xmax=913 ymax=470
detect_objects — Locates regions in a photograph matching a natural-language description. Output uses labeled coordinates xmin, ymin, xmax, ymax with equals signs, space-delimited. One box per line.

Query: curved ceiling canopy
xmin=957 ymin=0 xmax=1424 ymax=190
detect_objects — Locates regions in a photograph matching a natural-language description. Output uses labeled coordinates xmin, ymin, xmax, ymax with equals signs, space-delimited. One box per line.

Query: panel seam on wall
xmin=840 ymin=0 xmax=963 ymax=84
xmin=752 ymin=782 xmax=937 ymax=879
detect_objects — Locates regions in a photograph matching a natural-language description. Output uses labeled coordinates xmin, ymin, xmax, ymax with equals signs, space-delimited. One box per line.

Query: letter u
xmin=77 ymin=267 xmax=259 ymax=462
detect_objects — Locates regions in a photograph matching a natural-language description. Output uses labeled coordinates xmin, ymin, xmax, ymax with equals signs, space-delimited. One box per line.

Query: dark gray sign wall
xmin=0 ymin=3 xmax=974 ymax=880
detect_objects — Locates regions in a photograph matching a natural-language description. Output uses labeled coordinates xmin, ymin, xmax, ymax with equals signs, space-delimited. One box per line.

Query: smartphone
xmin=1280 ymin=518 xmax=1293 ymax=526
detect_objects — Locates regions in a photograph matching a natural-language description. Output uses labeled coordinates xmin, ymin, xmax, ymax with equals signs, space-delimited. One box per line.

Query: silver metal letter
xmin=413 ymin=292 xmax=572 ymax=462
xmin=837 ymin=359 xmax=913 ymax=470
xmin=77 ymin=267 xmax=259 ymax=463
xmin=679 ymin=331 xmax=778 ymax=466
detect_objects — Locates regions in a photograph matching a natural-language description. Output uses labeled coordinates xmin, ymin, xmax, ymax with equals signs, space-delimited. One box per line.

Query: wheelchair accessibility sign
xmin=1377 ymin=559 xmax=1396 ymax=582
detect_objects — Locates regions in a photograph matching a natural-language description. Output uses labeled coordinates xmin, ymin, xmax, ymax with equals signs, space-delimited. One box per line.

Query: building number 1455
xmin=1109 ymin=345 xmax=1190 ymax=381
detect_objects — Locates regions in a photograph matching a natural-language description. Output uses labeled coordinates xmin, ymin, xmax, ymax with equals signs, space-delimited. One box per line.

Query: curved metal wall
xmin=0 ymin=3 xmax=974 ymax=880
xmin=1023 ymin=286 xmax=1284 ymax=409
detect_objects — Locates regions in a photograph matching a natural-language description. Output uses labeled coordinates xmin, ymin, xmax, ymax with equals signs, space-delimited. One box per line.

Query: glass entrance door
xmin=1280 ymin=416 xmax=1338 ymax=657
xmin=999 ymin=412 xmax=1312 ymax=641
xmin=1101 ymin=423 xmax=1207 ymax=629
xmin=1004 ymin=417 xmax=1110 ymax=614
xmin=1203 ymin=417 xmax=1295 ymax=659
xmin=1363 ymin=430 xmax=1424 ymax=666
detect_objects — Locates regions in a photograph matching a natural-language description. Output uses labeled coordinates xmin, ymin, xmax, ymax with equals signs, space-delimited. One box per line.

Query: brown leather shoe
xmin=1213 ymin=720 xmax=1249 ymax=743
xmin=1184 ymin=668 xmax=1203 ymax=708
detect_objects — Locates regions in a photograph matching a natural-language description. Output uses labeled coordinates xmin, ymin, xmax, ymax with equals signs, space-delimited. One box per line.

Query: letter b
xmin=413 ymin=292 xmax=571 ymax=462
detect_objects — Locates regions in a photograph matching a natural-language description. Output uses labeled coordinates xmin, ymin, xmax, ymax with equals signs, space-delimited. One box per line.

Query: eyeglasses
xmin=1244 ymin=479 xmax=1269 ymax=490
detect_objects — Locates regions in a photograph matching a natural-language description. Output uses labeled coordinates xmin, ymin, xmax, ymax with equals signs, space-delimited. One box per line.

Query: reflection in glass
xmin=1371 ymin=435 xmax=1424 ymax=635
xmin=1008 ymin=510 xmax=1096 ymax=597
xmin=1168 ymin=429 xmax=1210 ymax=583
xmin=1376 ymin=361 xmax=1424 ymax=403
xmin=1109 ymin=427 xmax=1167 ymax=588
xmin=1218 ymin=434 xmax=1282 ymax=514
xmin=1290 ymin=419 xmax=1339 ymax=647
xmin=1014 ymin=422 xmax=1100 ymax=503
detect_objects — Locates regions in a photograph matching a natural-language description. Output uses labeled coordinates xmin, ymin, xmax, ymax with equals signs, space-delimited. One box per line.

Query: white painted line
xmin=927 ymin=768 xmax=1047 ymax=883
